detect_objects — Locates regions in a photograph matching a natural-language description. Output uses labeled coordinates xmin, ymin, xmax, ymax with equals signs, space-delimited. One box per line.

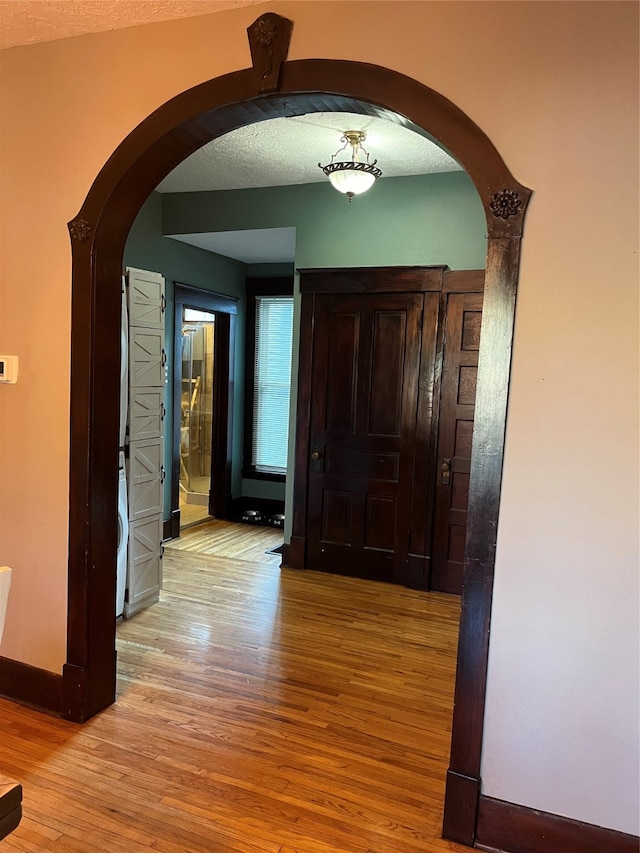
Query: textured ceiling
xmin=157 ymin=112 xmax=461 ymax=193
xmin=163 ymin=113 xmax=462 ymax=263
xmin=0 ymin=0 xmax=261 ymax=49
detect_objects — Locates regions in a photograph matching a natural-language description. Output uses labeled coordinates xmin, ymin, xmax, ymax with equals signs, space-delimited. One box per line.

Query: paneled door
xmin=305 ymin=292 xmax=425 ymax=584
xmin=430 ymin=291 xmax=484 ymax=593
xmin=293 ymin=267 xmax=484 ymax=594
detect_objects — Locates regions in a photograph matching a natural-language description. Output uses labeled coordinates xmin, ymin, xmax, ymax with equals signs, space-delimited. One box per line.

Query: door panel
xmin=306 ymin=292 xmax=424 ymax=583
xmin=129 ymin=388 xmax=165 ymax=442
xmin=369 ymin=311 xmax=405 ymax=435
xmin=129 ymin=328 xmax=165 ymax=388
xmin=124 ymin=516 xmax=163 ymax=617
xmin=431 ymin=292 xmax=483 ymax=594
xmin=127 ymin=437 xmax=163 ymax=522
xmin=126 ymin=267 xmax=165 ymax=330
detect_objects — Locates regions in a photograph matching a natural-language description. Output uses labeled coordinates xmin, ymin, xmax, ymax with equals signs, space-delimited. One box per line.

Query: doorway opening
xmin=66 ymin=56 xmax=530 ymax=846
xmin=179 ymin=307 xmax=216 ymax=528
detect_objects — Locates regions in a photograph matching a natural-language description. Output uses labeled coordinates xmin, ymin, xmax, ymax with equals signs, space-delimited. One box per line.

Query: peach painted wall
xmin=0 ymin=0 xmax=637 ymax=836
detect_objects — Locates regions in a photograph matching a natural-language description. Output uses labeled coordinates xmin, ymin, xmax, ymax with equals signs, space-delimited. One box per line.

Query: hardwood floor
xmin=0 ymin=521 xmax=467 ymax=852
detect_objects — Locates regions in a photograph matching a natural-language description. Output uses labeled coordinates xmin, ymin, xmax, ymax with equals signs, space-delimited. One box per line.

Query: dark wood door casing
xmin=293 ymin=267 xmax=485 ymax=596
xmin=171 ymin=285 xmax=237 ymax=535
xmin=63 ymin=52 xmax=531 ymax=849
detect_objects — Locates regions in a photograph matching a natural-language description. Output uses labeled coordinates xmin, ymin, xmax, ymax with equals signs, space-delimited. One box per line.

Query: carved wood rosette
xmin=247 ymin=13 xmax=293 ymax=94
xmin=485 ymin=187 xmax=531 ymax=239
xmin=67 ymin=218 xmax=91 ymax=242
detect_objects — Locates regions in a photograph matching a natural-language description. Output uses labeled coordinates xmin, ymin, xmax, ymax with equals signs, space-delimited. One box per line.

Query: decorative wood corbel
xmin=247 ymin=13 xmax=293 ymax=94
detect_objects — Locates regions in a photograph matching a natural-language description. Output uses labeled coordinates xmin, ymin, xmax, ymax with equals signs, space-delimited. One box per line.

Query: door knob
xmin=441 ymin=458 xmax=451 ymax=486
xmin=311 ymin=449 xmax=323 ymax=461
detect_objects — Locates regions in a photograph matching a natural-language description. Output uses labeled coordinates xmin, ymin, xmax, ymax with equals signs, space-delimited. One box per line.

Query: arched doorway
xmin=64 ymin=53 xmax=530 ymax=846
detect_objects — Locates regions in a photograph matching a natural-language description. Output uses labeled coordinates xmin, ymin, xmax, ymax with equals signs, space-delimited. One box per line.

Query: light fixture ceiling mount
xmin=319 ymin=130 xmax=382 ymax=201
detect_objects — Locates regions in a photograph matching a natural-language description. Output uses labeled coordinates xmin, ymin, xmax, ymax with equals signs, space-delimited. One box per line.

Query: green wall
xmin=162 ymin=171 xmax=486 ymax=270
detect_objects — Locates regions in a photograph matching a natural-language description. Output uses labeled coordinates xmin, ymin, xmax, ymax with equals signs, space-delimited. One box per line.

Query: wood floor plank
xmin=0 ymin=520 xmax=468 ymax=852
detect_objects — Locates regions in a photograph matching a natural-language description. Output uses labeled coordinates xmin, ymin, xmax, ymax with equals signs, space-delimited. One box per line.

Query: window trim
xmin=243 ymin=277 xmax=294 ymax=483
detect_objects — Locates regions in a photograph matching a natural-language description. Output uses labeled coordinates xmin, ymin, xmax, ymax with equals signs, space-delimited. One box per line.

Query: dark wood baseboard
xmin=279 ymin=543 xmax=291 ymax=568
xmin=0 ymin=656 xmax=63 ymax=715
xmin=442 ymin=769 xmax=480 ymax=846
xmin=163 ymin=509 xmax=180 ymax=542
xmin=287 ymin=535 xmax=306 ymax=569
xmin=476 ymin=795 xmax=639 ymax=853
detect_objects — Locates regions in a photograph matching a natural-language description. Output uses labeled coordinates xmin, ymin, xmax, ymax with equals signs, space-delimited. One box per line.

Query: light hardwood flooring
xmin=0 ymin=521 xmax=466 ymax=853
xmin=178 ymin=498 xmax=211 ymax=528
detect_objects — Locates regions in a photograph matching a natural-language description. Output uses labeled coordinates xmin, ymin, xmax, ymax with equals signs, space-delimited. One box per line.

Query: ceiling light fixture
xmin=319 ymin=130 xmax=382 ymax=202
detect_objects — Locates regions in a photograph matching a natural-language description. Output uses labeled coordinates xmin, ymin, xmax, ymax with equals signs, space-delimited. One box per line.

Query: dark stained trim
xmin=297 ymin=265 xmax=447 ymax=293
xmin=163 ymin=510 xmax=180 ymax=542
xmin=290 ymin=291 xmax=315 ymax=570
xmin=476 ymin=796 xmax=640 ymax=853
xmin=172 ymin=284 xmax=237 ymax=525
xmin=444 ymin=237 xmax=525 ymax=845
xmin=173 ymin=284 xmax=239 ymax=315
xmin=0 ymin=657 xmax=63 ymax=716
xmin=444 ymin=269 xmax=485 ymax=293
xmin=279 ymin=543 xmax=291 ymax=568
xmin=60 ymin=56 xmax=531 ymax=846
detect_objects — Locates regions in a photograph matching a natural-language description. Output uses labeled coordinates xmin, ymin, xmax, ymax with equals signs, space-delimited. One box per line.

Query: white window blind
xmin=252 ymin=296 xmax=294 ymax=475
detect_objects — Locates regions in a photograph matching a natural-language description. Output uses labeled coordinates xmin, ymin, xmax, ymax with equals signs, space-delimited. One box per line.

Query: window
xmin=245 ymin=280 xmax=294 ymax=479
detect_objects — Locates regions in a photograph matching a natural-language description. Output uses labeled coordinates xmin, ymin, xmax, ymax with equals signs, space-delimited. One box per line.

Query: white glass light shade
xmin=328 ymin=167 xmax=376 ymax=196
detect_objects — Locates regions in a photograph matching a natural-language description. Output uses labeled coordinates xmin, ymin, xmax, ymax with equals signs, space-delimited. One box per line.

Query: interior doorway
xmin=170 ymin=284 xmax=238 ymax=537
xmin=66 ymin=53 xmax=530 ymax=847
xmin=179 ymin=308 xmax=216 ymax=528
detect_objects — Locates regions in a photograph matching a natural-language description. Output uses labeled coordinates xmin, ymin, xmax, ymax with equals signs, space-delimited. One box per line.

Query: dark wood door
xmin=306 ymin=292 xmax=424 ymax=583
xmin=430 ymin=292 xmax=484 ymax=593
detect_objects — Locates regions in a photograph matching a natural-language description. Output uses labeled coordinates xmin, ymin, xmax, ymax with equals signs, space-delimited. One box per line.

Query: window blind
xmin=252 ymin=296 xmax=294 ymax=475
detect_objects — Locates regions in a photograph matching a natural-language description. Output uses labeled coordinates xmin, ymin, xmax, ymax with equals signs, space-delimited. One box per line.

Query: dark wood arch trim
xmin=64 ymin=57 xmax=531 ymax=848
